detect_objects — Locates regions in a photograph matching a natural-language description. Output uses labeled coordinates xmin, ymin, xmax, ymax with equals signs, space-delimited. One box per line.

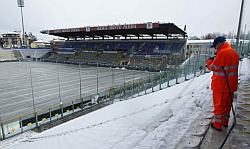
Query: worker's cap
xmin=211 ymin=36 xmax=226 ymax=48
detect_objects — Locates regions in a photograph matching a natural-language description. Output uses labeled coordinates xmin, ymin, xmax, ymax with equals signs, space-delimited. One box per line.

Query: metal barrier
xmin=0 ymin=50 xmax=211 ymax=140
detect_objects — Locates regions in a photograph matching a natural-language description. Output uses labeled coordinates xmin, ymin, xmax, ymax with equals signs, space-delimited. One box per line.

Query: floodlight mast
xmin=17 ymin=0 xmax=25 ymax=46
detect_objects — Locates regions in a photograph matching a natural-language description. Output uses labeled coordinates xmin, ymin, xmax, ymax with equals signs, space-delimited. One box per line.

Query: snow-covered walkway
xmin=1 ymin=72 xmax=213 ymax=149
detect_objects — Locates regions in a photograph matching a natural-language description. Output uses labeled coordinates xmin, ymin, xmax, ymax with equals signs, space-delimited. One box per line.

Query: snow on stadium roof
xmin=41 ymin=22 xmax=187 ymax=39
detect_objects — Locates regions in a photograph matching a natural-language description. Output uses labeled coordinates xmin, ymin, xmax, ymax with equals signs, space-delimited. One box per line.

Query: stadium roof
xmin=41 ymin=22 xmax=187 ymax=39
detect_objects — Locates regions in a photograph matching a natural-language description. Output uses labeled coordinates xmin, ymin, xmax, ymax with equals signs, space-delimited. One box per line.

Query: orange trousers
xmin=212 ymin=91 xmax=234 ymax=126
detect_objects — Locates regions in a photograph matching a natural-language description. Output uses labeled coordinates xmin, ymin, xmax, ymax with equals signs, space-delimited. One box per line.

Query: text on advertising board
xmin=97 ymin=24 xmax=137 ymax=30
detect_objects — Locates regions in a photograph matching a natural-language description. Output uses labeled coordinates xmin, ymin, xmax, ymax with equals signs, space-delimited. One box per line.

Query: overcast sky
xmin=0 ymin=0 xmax=249 ymax=40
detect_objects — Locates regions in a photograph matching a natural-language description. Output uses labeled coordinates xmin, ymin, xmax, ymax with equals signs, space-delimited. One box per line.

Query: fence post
xmin=123 ymin=71 xmax=126 ymax=99
xmin=138 ymin=78 xmax=141 ymax=96
xmin=81 ymin=98 xmax=84 ymax=110
xmin=49 ymin=108 xmax=52 ymax=122
xmin=105 ymin=90 xmax=108 ymax=99
xmin=247 ymin=42 xmax=250 ymax=53
xmin=194 ymin=53 xmax=198 ymax=77
xmin=111 ymin=67 xmax=115 ymax=99
xmin=175 ymin=68 xmax=179 ymax=84
xmin=35 ymin=112 xmax=39 ymax=127
xmin=133 ymin=58 xmax=135 ymax=95
xmin=20 ymin=117 xmax=23 ymax=132
xmin=72 ymin=101 xmax=74 ymax=113
xmin=96 ymin=61 xmax=99 ymax=95
xmin=197 ymin=50 xmax=200 ymax=72
xmin=205 ymin=48 xmax=209 ymax=64
xmin=56 ymin=63 xmax=63 ymax=117
xmin=239 ymin=41 xmax=243 ymax=57
xmin=197 ymin=50 xmax=201 ymax=77
xmin=0 ymin=124 xmax=4 ymax=140
xmin=151 ymin=72 xmax=154 ymax=92
xmin=184 ymin=65 xmax=188 ymax=81
xmin=112 ymin=67 xmax=115 ymax=89
xmin=0 ymin=116 xmax=5 ymax=140
xmin=187 ymin=52 xmax=191 ymax=76
xmin=29 ymin=68 xmax=38 ymax=128
xmin=60 ymin=103 xmax=63 ymax=117
xmin=79 ymin=63 xmax=82 ymax=103
xmin=167 ymin=71 xmax=170 ymax=87
xmin=160 ymin=71 xmax=162 ymax=90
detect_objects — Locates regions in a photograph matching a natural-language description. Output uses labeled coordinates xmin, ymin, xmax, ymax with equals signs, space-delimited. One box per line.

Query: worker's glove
xmin=206 ymin=58 xmax=213 ymax=70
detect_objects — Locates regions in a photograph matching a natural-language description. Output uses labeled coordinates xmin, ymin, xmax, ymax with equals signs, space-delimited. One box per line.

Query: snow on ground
xmin=1 ymin=71 xmax=214 ymax=149
xmin=1 ymin=58 xmax=249 ymax=149
xmin=0 ymin=131 xmax=35 ymax=149
xmin=239 ymin=58 xmax=250 ymax=81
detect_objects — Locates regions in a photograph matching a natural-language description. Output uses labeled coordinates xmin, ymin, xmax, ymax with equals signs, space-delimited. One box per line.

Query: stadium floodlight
xmin=17 ymin=0 xmax=25 ymax=46
xmin=17 ymin=0 xmax=24 ymax=7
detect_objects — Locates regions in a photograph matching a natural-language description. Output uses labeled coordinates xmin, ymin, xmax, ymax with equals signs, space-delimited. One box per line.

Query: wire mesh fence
xmin=0 ymin=48 xmax=213 ymax=140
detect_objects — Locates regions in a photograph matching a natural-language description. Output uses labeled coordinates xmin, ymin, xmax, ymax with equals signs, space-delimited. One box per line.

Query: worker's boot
xmin=210 ymin=121 xmax=222 ymax=131
xmin=221 ymin=114 xmax=230 ymax=127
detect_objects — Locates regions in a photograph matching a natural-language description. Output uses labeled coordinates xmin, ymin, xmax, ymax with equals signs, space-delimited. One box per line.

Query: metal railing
xmin=0 ymin=49 xmax=212 ymax=140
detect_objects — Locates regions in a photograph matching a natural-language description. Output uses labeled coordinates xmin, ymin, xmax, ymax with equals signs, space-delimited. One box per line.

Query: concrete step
xmin=237 ymin=99 xmax=250 ymax=105
xmin=237 ymin=104 xmax=250 ymax=111
xmin=230 ymin=134 xmax=250 ymax=148
xmin=237 ymin=111 xmax=250 ymax=118
xmin=236 ymin=113 xmax=250 ymax=120
xmin=234 ymin=123 xmax=250 ymax=132
xmin=236 ymin=119 xmax=250 ymax=126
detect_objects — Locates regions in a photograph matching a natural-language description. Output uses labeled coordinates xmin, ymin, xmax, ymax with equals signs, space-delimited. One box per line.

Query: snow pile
xmin=0 ymin=71 xmax=214 ymax=149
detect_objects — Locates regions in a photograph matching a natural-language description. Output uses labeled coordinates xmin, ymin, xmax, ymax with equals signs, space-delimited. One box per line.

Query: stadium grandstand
xmin=41 ymin=22 xmax=187 ymax=71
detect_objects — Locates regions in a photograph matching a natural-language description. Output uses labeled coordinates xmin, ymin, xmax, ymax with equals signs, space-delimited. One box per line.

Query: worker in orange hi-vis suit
xmin=206 ymin=36 xmax=239 ymax=131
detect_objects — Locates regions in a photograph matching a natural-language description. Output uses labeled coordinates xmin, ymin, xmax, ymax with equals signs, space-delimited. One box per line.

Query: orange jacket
xmin=206 ymin=42 xmax=239 ymax=92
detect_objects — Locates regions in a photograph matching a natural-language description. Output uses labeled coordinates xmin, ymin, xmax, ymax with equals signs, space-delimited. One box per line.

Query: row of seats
xmin=59 ymin=41 xmax=186 ymax=54
xmin=46 ymin=40 xmax=187 ymax=71
xmin=45 ymin=51 xmax=185 ymax=71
